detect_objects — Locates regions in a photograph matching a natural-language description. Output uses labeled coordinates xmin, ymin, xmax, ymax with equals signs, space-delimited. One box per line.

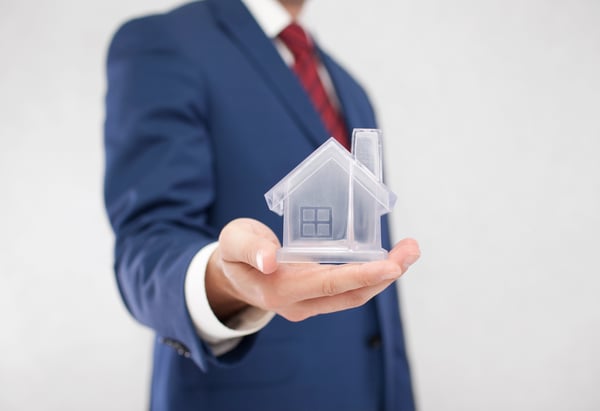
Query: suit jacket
xmin=104 ymin=0 xmax=414 ymax=410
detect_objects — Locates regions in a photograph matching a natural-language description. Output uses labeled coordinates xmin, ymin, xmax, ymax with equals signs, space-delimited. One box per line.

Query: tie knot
xmin=278 ymin=23 xmax=313 ymax=57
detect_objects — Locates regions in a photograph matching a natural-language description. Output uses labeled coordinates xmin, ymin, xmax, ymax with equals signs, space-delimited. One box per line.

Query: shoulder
xmin=107 ymin=1 xmax=217 ymax=58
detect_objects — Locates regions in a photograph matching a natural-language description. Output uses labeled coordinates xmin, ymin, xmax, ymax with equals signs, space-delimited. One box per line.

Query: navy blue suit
xmin=104 ymin=0 xmax=414 ymax=409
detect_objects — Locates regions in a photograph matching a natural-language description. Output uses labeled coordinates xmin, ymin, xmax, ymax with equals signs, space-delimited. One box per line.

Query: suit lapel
xmin=208 ymin=0 xmax=328 ymax=148
xmin=324 ymin=48 xmax=399 ymax=407
xmin=318 ymin=49 xmax=377 ymax=132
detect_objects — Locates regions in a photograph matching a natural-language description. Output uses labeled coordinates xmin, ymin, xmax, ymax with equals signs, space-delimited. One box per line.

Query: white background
xmin=1 ymin=0 xmax=599 ymax=410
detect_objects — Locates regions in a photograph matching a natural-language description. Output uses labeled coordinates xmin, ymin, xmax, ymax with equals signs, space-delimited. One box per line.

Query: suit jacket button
xmin=160 ymin=337 xmax=190 ymax=356
xmin=368 ymin=334 xmax=382 ymax=349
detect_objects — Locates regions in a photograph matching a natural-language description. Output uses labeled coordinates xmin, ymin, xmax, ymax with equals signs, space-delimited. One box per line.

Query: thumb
xmin=219 ymin=218 xmax=280 ymax=274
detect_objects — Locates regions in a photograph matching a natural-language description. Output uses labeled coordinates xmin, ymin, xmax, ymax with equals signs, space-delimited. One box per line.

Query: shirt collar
xmin=240 ymin=0 xmax=295 ymax=38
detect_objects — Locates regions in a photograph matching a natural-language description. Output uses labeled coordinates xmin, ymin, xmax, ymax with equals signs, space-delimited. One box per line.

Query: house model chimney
xmin=351 ymin=129 xmax=383 ymax=182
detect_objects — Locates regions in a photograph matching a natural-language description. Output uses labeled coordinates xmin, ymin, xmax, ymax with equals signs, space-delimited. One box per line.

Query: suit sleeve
xmin=104 ymin=16 xmax=256 ymax=371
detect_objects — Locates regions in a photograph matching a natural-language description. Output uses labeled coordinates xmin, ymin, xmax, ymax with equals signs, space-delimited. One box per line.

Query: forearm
xmin=115 ymin=225 xmax=211 ymax=335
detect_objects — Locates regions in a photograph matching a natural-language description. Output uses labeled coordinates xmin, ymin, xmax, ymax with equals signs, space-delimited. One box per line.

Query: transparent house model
xmin=265 ymin=129 xmax=397 ymax=263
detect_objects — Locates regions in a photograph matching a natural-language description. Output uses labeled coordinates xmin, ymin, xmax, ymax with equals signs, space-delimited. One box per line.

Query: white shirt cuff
xmin=184 ymin=241 xmax=275 ymax=356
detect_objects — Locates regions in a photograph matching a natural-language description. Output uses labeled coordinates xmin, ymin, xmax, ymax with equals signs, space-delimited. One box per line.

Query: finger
xmin=280 ymin=279 xmax=396 ymax=322
xmin=221 ymin=253 xmax=405 ymax=312
xmin=388 ymin=238 xmax=421 ymax=272
xmin=219 ymin=218 xmax=280 ymax=274
xmin=273 ymin=259 xmax=403 ymax=303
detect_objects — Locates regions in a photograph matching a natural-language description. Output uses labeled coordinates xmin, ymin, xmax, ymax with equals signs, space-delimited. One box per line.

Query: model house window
xmin=300 ymin=206 xmax=332 ymax=238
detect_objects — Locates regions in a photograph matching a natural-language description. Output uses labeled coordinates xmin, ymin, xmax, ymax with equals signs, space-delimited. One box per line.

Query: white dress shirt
xmin=185 ymin=0 xmax=342 ymax=356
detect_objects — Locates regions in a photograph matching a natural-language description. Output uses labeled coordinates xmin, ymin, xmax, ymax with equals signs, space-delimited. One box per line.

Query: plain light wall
xmin=1 ymin=1 xmax=599 ymax=410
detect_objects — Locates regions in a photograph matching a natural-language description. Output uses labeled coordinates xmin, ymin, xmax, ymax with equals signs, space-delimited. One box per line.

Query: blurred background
xmin=1 ymin=0 xmax=599 ymax=410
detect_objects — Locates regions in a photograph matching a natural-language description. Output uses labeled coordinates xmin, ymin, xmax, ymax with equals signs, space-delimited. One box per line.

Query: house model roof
xmin=265 ymin=137 xmax=397 ymax=216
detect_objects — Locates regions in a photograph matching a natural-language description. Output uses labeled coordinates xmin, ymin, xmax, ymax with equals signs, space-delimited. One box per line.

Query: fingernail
xmin=402 ymin=254 xmax=420 ymax=271
xmin=256 ymin=250 xmax=264 ymax=272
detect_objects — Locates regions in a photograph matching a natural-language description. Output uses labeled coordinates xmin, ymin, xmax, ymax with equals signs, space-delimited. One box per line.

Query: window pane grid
xmin=300 ymin=206 xmax=332 ymax=238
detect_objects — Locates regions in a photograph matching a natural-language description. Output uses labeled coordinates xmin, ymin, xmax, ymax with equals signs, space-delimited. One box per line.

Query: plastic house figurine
xmin=265 ymin=129 xmax=397 ymax=263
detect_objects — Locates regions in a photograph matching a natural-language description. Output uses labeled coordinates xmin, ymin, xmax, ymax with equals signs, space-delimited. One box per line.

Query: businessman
xmin=104 ymin=0 xmax=420 ymax=410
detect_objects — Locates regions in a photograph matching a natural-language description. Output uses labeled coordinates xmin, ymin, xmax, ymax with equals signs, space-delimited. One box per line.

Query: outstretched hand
xmin=205 ymin=218 xmax=420 ymax=322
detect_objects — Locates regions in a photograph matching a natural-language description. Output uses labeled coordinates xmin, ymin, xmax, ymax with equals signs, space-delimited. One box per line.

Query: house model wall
xmin=265 ymin=129 xmax=396 ymax=263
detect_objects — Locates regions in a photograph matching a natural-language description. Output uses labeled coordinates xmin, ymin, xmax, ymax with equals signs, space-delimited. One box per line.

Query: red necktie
xmin=278 ymin=23 xmax=350 ymax=149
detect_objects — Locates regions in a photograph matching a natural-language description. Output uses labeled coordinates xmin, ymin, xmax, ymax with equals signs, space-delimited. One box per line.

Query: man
xmin=104 ymin=0 xmax=420 ymax=410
